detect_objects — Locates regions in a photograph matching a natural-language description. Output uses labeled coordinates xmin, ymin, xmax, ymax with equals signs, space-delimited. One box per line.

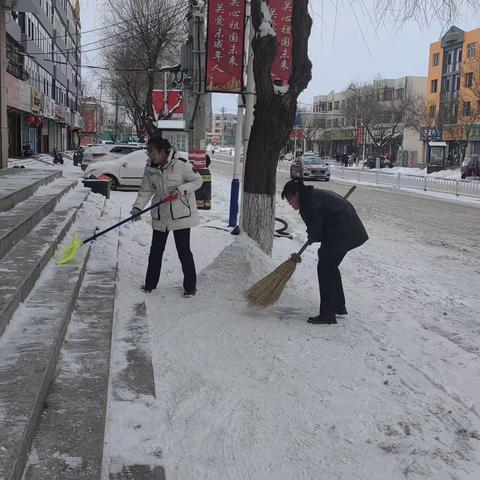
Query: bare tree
xmin=343 ymin=80 xmax=421 ymax=158
xmin=102 ymin=0 xmax=188 ymax=138
xmin=242 ymin=0 xmax=312 ymax=254
xmin=302 ymin=115 xmax=324 ymax=152
xmin=374 ymin=0 xmax=480 ymax=26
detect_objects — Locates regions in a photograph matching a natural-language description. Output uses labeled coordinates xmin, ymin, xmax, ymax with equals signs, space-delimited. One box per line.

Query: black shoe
xmin=141 ymin=285 xmax=156 ymax=293
xmin=183 ymin=290 xmax=197 ymax=298
xmin=336 ymin=305 xmax=348 ymax=316
xmin=307 ymin=313 xmax=337 ymax=324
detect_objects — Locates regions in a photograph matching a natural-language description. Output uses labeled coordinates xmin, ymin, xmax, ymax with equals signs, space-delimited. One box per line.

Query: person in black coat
xmin=282 ymin=179 xmax=368 ymax=324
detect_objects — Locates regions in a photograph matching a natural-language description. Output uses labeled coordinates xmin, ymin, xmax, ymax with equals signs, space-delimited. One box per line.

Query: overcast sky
xmin=79 ymin=0 xmax=480 ymax=113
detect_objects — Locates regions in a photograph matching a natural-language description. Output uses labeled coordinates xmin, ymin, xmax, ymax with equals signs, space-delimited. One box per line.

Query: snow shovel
xmin=244 ymin=185 xmax=357 ymax=308
xmin=57 ymin=193 xmax=178 ymax=265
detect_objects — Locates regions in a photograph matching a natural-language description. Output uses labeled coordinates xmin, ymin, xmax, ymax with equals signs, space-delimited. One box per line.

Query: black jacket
xmin=299 ymin=187 xmax=368 ymax=253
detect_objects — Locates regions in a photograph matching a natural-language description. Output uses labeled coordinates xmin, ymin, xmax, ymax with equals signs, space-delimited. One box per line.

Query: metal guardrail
xmin=335 ymin=166 xmax=480 ymax=198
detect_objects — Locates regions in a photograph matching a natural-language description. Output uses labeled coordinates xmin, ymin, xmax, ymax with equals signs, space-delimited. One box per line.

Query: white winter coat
xmin=132 ymin=152 xmax=203 ymax=232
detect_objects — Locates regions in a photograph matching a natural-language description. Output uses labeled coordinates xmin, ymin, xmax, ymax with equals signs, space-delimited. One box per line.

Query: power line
xmin=20 ymin=1 xmax=190 ymax=52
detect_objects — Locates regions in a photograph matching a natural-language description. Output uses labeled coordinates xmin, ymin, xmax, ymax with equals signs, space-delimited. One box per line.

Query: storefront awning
xmin=429 ymin=141 xmax=447 ymax=147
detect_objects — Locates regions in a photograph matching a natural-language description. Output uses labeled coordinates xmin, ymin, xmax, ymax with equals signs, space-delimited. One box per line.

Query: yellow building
xmin=427 ymin=26 xmax=480 ymax=165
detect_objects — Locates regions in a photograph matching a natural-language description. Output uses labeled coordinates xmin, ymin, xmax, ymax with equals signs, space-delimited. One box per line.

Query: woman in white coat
xmin=131 ymin=137 xmax=203 ymax=297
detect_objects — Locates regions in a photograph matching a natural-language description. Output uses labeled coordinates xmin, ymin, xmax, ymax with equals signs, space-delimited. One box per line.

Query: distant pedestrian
xmin=282 ymin=179 xmax=369 ymax=324
xmin=131 ymin=137 xmax=203 ymax=297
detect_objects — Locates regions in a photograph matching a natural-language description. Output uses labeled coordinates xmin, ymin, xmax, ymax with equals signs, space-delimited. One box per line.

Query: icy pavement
xmin=99 ymin=162 xmax=480 ymax=479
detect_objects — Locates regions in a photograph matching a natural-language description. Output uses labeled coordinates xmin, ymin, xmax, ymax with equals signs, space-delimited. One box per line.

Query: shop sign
xmin=152 ymin=90 xmax=184 ymax=120
xmin=325 ymin=129 xmax=355 ymax=141
xmin=442 ymin=124 xmax=464 ymax=141
xmin=466 ymin=124 xmax=480 ymax=140
xmin=73 ymin=112 xmax=82 ymax=129
xmin=205 ymin=0 xmax=247 ymax=93
xmin=420 ymin=127 xmax=442 ymax=142
xmin=6 ymin=73 xmax=20 ymax=110
xmin=55 ymin=104 xmax=67 ymax=122
xmin=163 ymin=130 xmax=189 ymax=153
xmin=18 ymin=81 xmax=31 ymax=113
xmin=43 ymin=96 xmax=56 ymax=119
xmin=31 ymin=89 xmax=44 ymax=115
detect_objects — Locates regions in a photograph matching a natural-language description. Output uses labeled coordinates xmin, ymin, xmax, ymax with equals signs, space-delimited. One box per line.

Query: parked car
xmin=365 ymin=156 xmax=394 ymax=169
xmin=290 ymin=154 xmax=330 ymax=181
xmin=81 ymin=144 xmax=145 ymax=171
xmin=84 ymin=150 xmax=188 ymax=189
xmin=461 ymin=154 xmax=480 ymax=179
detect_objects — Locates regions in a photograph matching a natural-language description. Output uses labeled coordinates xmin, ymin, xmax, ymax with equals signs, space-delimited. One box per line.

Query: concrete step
xmin=0 ymin=178 xmax=76 ymax=260
xmin=0 ymin=195 xmax=105 ymax=480
xmin=0 ymin=187 xmax=90 ymax=338
xmin=22 ymin=205 xmax=120 ymax=480
xmin=0 ymin=168 xmax=62 ymax=212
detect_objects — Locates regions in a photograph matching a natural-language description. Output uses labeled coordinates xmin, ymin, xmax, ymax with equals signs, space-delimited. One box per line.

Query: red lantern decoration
xmin=25 ymin=115 xmax=35 ymax=125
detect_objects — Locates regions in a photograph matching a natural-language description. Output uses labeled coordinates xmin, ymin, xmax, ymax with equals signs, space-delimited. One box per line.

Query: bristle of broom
xmin=244 ymin=257 xmax=299 ymax=309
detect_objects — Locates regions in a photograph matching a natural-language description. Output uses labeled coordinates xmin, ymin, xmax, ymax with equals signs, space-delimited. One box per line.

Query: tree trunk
xmin=242 ymin=0 xmax=312 ymax=254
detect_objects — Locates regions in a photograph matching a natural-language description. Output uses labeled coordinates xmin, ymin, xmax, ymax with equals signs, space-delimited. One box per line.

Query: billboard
xmin=205 ymin=0 xmax=247 ymax=93
xmin=152 ymin=89 xmax=184 ymax=120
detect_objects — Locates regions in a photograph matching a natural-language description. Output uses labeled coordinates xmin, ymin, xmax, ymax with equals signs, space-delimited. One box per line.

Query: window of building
xmin=395 ymin=88 xmax=404 ymax=100
xmin=318 ymin=118 xmax=325 ymax=128
xmin=446 ymin=51 xmax=453 ymax=65
xmin=457 ymin=48 xmax=463 ymax=63
xmin=433 ymin=52 xmax=440 ymax=66
xmin=6 ymin=35 xmax=25 ymax=80
xmin=320 ymin=102 xmax=327 ymax=112
xmin=327 ymin=102 xmax=333 ymax=111
xmin=431 ymin=79 xmax=438 ymax=93
xmin=468 ymin=42 xmax=477 ymax=59
xmin=341 ymin=117 xmax=345 ymax=127
xmin=334 ymin=101 xmax=339 ymax=110
xmin=429 ymin=105 xmax=436 ymax=118
xmin=453 ymin=74 xmax=461 ymax=91
xmin=442 ymin=77 xmax=450 ymax=92
xmin=465 ymin=72 xmax=473 ymax=88
xmin=383 ymin=88 xmax=394 ymax=101
xmin=341 ymin=99 xmax=346 ymax=109
xmin=333 ymin=118 xmax=339 ymax=127
xmin=326 ymin=119 xmax=332 ymax=128
xmin=463 ymin=101 xmax=471 ymax=116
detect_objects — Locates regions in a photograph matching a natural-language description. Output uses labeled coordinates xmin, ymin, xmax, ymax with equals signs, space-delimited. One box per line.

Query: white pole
xmin=228 ymin=95 xmax=244 ymax=226
xmin=239 ymin=0 xmax=255 ymax=230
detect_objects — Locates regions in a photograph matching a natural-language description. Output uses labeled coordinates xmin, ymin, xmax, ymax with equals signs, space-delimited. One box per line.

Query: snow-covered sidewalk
xmin=101 ymin=166 xmax=480 ymax=479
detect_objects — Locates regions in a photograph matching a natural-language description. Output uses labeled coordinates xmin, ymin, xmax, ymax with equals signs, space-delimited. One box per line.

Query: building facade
xmin=311 ymin=76 xmax=427 ymax=165
xmin=206 ymin=111 xmax=237 ymax=147
xmin=5 ymin=0 xmax=82 ymax=157
xmin=426 ymin=26 xmax=480 ymax=166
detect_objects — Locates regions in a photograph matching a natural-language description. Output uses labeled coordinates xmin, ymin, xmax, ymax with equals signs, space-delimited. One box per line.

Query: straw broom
xmin=244 ymin=185 xmax=357 ymax=309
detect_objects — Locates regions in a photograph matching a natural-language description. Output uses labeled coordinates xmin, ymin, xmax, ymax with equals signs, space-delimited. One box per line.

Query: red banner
xmin=270 ymin=0 xmax=293 ymax=87
xmin=152 ymin=90 xmax=184 ymax=120
xmin=356 ymin=126 xmax=364 ymax=145
xmin=205 ymin=0 xmax=247 ymax=93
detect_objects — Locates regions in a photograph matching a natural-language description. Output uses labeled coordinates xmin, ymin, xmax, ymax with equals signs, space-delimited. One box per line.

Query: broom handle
xmin=82 ymin=194 xmax=178 ymax=244
xmin=296 ymin=185 xmax=357 ymax=257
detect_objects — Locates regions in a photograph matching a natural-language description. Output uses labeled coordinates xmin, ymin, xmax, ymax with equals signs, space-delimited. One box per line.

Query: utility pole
xmin=221 ymin=106 xmax=225 ymax=147
xmin=114 ymin=93 xmax=119 ymax=142
xmin=1 ymin=9 xmax=8 ymax=168
xmin=185 ymin=1 xmax=206 ymax=154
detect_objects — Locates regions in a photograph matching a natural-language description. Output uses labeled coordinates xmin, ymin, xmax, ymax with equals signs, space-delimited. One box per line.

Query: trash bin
xmin=195 ymin=168 xmax=211 ymax=210
xmin=82 ymin=179 xmax=111 ymax=199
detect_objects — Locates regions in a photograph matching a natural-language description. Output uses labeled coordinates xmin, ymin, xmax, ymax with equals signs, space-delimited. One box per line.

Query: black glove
xmin=130 ymin=207 xmax=142 ymax=221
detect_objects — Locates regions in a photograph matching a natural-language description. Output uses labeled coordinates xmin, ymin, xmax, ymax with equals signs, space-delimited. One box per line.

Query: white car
xmin=84 ymin=150 xmax=188 ymax=189
xmin=81 ymin=144 xmax=145 ymax=171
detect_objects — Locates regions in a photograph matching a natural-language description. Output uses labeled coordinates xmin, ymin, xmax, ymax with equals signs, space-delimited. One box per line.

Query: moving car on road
xmin=290 ymin=154 xmax=330 ymax=181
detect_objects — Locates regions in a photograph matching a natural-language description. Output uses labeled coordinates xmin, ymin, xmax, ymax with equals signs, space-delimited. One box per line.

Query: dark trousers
xmin=317 ymin=249 xmax=347 ymax=315
xmin=145 ymin=228 xmax=196 ymax=293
